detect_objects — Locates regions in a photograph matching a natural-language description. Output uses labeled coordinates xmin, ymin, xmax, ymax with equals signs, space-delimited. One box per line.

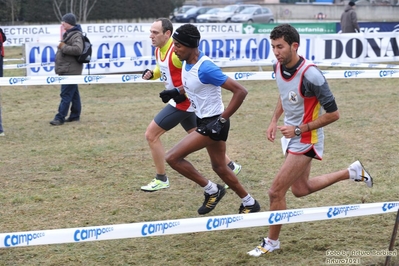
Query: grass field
xmin=1 ymin=47 xmax=399 ymax=266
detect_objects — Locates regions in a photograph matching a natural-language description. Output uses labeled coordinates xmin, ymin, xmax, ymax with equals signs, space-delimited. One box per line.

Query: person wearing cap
xmin=340 ymin=1 xmax=360 ymax=33
xmin=140 ymin=18 xmax=242 ymax=192
xmin=164 ymin=23 xmax=261 ymax=215
xmin=50 ymin=13 xmax=84 ymax=126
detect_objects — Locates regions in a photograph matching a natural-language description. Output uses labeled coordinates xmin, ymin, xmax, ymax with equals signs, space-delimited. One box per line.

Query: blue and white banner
xmin=0 ymin=202 xmax=398 ymax=248
xmin=1 ymin=69 xmax=399 ymax=87
xmin=1 ymin=23 xmax=243 ymax=47
xmin=338 ymin=22 xmax=399 ymax=34
xmin=20 ymin=31 xmax=399 ymax=76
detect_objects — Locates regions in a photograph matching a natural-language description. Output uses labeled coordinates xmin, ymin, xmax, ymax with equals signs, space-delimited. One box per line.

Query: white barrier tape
xmin=1 ymin=70 xmax=399 ymax=86
xmin=1 ymin=202 xmax=398 ymax=248
xmin=3 ymin=56 xmax=156 ymax=70
xmin=4 ymin=57 xmax=399 ymax=70
xmin=3 ymin=58 xmax=24 ymax=62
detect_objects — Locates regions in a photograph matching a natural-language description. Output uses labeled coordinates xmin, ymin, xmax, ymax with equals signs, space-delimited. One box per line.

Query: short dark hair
xmin=270 ymin=24 xmax=300 ymax=46
xmin=156 ymin=18 xmax=173 ymax=34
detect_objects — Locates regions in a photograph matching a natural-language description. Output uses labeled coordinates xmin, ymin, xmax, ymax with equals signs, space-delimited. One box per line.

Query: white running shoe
xmin=140 ymin=178 xmax=170 ymax=192
xmin=348 ymin=160 xmax=373 ymax=188
xmin=232 ymin=162 xmax=242 ymax=175
xmin=247 ymin=238 xmax=280 ymax=257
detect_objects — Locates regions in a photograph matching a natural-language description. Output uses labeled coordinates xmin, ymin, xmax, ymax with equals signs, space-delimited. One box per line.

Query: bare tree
xmin=53 ymin=0 xmax=98 ymax=23
xmin=1 ymin=0 xmax=22 ymax=24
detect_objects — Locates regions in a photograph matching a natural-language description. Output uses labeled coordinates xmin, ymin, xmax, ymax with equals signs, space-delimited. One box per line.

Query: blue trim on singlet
xmin=184 ymin=51 xmax=228 ymax=86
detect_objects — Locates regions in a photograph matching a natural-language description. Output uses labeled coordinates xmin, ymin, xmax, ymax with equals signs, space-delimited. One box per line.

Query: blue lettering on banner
xmin=141 ymin=221 xmax=180 ymax=236
xmin=271 ymin=72 xmax=275 ymax=79
xmin=382 ymin=203 xmax=399 ymax=212
xmin=9 ymin=77 xmax=31 ymax=85
xmin=46 ymin=76 xmax=68 ymax=84
xmin=121 ymin=74 xmax=141 ymax=82
xmin=268 ymin=210 xmax=304 ymax=224
xmin=84 ymin=75 xmax=106 ymax=83
xmin=28 ymin=46 xmax=56 ymax=73
xmin=343 ymin=70 xmax=365 ymax=78
xmin=349 ymin=63 xmax=361 ymax=67
xmin=379 ymin=70 xmax=399 ymax=77
xmin=97 ymin=42 xmax=126 ymax=68
xmin=234 ymin=72 xmax=256 ymax=80
xmin=17 ymin=63 xmax=29 ymax=68
xmin=4 ymin=232 xmax=45 ymax=247
xmin=199 ymin=37 xmax=271 ymax=61
xmin=327 ymin=205 xmax=360 ymax=218
xmin=206 ymin=216 xmax=244 ymax=230
xmin=73 ymin=227 xmax=114 ymax=242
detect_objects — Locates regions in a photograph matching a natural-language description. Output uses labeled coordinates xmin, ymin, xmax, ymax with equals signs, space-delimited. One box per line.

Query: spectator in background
xmin=0 ymin=27 xmax=6 ymax=136
xmin=340 ymin=1 xmax=360 ymax=33
xmin=50 ymin=13 xmax=83 ymax=126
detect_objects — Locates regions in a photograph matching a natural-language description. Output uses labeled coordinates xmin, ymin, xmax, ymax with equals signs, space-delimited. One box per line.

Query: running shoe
xmin=198 ymin=184 xmax=226 ymax=215
xmin=348 ymin=160 xmax=373 ymax=188
xmin=247 ymin=237 xmax=280 ymax=257
xmin=140 ymin=178 xmax=169 ymax=192
xmin=239 ymin=200 xmax=261 ymax=214
xmin=225 ymin=162 xmax=242 ymax=189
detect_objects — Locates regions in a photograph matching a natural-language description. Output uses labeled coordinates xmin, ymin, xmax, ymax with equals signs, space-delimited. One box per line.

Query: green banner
xmin=242 ymin=22 xmax=337 ymax=34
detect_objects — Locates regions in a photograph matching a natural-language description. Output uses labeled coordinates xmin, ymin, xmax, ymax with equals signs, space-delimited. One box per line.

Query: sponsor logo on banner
xmin=206 ymin=216 xmax=244 ymax=230
xmin=242 ymin=23 xmax=336 ymax=34
xmin=321 ymin=71 xmax=329 ymax=76
xmin=268 ymin=210 xmax=304 ymax=224
xmin=17 ymin=63 xmax=29 ymax=68
xmin=141 ymin=221 xmax=180 ymax=236
xmin=234 ymin=72 xmax=256 ymax=80
xmin=382 ymin=203 xmax=399 ymax=212
xmin=343 ymin=71 xmax=365 ymax=78
xmin=46 ymin=76 xmax=68 ymax=84
xmin=327 ymin=205 xmax=360 ymax=218
xmin=379 ymin=70 xmax=399 ymax=77
xmin=74 ymin=227 xmax=114 ymax=242
xmin=4 ymin=232 xmax=45 ymax=247
xmin=121 ymin=74 xmax=142 ymax=82
xmin=9 ymin=77 xmax=31 ymax=85
xmin=84 ymin=75 xmax=106 ymax=83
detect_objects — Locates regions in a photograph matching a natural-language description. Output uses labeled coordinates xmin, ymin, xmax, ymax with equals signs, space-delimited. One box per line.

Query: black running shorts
xmin=154 ymin=104 xmax=197 ymax=132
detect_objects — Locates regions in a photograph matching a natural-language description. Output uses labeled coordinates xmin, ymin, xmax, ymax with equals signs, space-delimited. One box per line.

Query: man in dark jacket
xmin=340 ymin=1 xmax=360 ymax=33
xmin=50 ymin=13 xmax=84 ymax=126
xmin=0 ymin=28 xmax=6 ymax=136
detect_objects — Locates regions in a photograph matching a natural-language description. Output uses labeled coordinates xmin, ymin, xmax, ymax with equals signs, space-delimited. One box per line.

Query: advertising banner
xmin=242 ymin=22 xmax=337 ymax=35
xmin=1 ymin=23 xmax=243 ymax=47
xmin=337 ymin=22 xmax=399 ymax=33
xmin=23 ymin=31 xmax=399 ymax=76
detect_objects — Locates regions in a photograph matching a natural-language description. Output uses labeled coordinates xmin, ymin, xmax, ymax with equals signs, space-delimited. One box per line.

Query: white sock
xmin=266 ymin=237 xmax=279 ymax=246
xmin=348 ymin=168 xmax=356 ymax=180
xmin=241 ymin=194 xmax=255 ymax=206
xmin=204 ymin=181 xmax=218 ymax=194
